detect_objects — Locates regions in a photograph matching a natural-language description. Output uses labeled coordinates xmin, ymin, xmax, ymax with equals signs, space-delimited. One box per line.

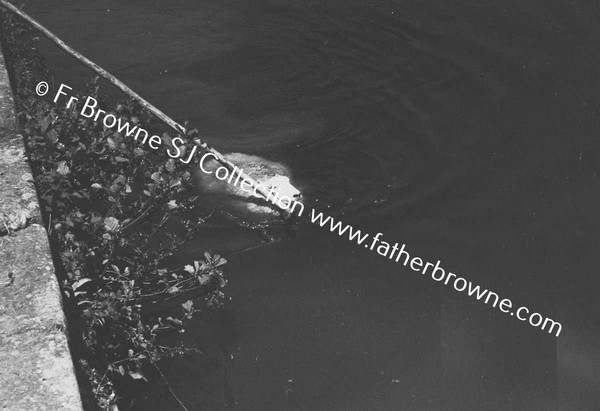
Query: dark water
xmin=17 ymin=0 xmax=600 ymax=409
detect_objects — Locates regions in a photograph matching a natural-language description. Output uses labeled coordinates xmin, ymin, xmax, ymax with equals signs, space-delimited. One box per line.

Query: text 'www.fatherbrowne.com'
xmin=44 ymin=82 xmax=561 ymax=337
xmin=309 ymin=209 xmax=562 ymax=337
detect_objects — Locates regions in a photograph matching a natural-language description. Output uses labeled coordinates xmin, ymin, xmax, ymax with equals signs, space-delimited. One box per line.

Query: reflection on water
xmin=21 ymin=0 xmax=600 ymax=409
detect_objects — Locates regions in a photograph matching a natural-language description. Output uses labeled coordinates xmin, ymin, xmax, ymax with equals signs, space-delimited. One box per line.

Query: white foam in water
xmin=195 ymin=152 xmax=303 ymax=218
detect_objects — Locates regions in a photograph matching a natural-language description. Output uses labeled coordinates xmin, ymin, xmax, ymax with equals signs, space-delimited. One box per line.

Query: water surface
xmin=18 ymin=0 xmax=600 ymax=409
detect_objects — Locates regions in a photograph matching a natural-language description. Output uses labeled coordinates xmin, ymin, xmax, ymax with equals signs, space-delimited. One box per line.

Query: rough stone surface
xmin=0 ymin=30 xmax=40 ymax=236
xmin=0 ymin=38 xmax=83 ymax=410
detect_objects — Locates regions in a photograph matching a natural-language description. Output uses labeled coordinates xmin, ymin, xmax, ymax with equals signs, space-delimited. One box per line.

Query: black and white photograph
xmin=0 ymin=0 xmax=598 ymax=410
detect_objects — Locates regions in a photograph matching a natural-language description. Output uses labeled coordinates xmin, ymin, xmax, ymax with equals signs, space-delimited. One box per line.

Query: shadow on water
xmin=19 ymin=0 xmax=600 ymax=409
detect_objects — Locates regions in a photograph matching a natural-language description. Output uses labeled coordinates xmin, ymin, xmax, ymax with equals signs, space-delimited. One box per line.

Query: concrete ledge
xmin=0 ymin=26 xmax=39 ymax=236
xmin=0 ymin=38 xmax=83 ymax=410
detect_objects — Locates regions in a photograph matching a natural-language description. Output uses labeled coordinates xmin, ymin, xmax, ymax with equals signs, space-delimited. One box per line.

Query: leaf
xmin=104 ymin=217 xmax=120 ymax=232
xmin=56 ymin=161 xmax=70 ymax=175
xmin=214 ymin=256 xmax=227 ymax=268
xmin=198 ymin=274 xmax=211 ymax=286
xmin=165 ymin=159 xmax=176 ymax=173
xmin=150 ymin=172 xmax=161 ymax=183
xmin=181 ymin=300 xmax=194 ymax=312
xmin=186 ymin=128 xmax=199 ymax=137
xmin=183 ymin=265 xmax=195 ymax=274
xmin=72 ymin=278 xmax=92 ymax=290
xmin=113 ymin=175 xmax=126 ymax=185
xmin=166 ymin=316 xmax=182 ymax=326
xmin=46 ymin=129 xmax=58 ymax=144
xmin=129 ymin=371 xmax=146 ymax=381
xmin=40 ymin=115 xmax=52 ymax=132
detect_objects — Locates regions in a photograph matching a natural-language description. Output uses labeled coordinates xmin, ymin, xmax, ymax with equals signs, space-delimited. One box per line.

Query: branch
xmin=0 ymin=0 xmax=290 ymax=214
xmin=152 ymin=361 xmax=190 ymax=411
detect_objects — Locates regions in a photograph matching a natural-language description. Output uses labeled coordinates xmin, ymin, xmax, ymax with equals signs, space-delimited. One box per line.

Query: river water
xmin=16 ymin=0 xmax=600 ymax=409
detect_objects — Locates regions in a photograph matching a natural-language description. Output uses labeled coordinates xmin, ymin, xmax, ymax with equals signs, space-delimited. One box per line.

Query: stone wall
xmin=0 ymin=35 xmax=83 ymax=411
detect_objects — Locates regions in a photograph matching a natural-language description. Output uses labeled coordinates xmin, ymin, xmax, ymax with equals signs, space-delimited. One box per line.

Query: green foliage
xmin=1 ymin=11 xmax=227 ymax=409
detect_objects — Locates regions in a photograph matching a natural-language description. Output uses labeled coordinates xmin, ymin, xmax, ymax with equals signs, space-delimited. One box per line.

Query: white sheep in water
xmin=194 ymin=152 xmax=304 ymax=219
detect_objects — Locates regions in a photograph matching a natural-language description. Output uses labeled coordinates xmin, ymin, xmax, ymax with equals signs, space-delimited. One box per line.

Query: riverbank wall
xmin=0 ymin=32 xmax=83 ymax=411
